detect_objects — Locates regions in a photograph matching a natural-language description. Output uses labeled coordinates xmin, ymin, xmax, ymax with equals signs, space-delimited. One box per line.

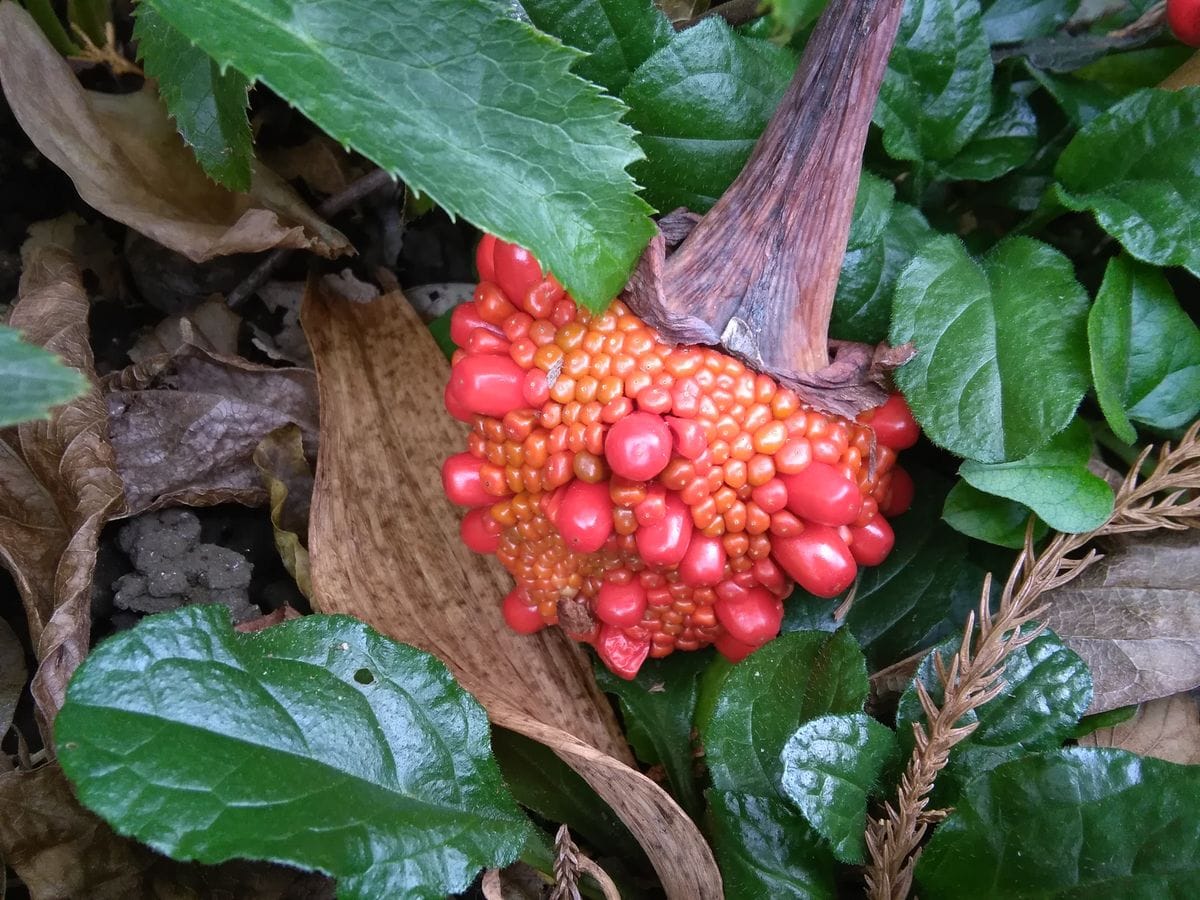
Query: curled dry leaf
xmin=252 ymin=424 xmax=313 ymax=597
xmin=127 ymin=297 xmax=242 ymax=363
xmin=0 ymin=617 xmax=24 ymax=739
xmin=0 ymin=4 xmax=350 ymax=264
xmin=1045 ymin=530 xmax=1200 ymax=713
xmin=104 ymin=346 xmax=317 ymax=514
xmin=251 ymin=281 xmax=314 ymax=367
xmin=481 ymin=863 xmax=549 ymax=900
xmin=302 ymin=277 xmax=721 ymax=899
xmin=1080 ymin=692 xmax=1200 ymax=764
xmin=0 ymin=223 xmax=124 ymax=742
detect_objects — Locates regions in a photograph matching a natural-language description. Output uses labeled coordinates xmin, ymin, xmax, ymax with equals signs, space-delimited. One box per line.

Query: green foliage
xmin=917 ymin=749 xmax=1200 ymax=897
xmin=141 ymin=0 xmax=654 ymax=310
xmin=979 ymin=0 xmax=1080 ymax=45
xmin=935 ymin=81 xmax=1037 ymax=182
xmin=134 ymin=7 xmax=253 ymax=191
xmin=890 ymin=235 xmax=1090 ymax=463
xmin=57 ymin=607 xmax=529 ymax=899
xmin=0 ymin=324 xmax=87 ymax=427
xmin=942 ymin=481 xmax=1047 ymax=549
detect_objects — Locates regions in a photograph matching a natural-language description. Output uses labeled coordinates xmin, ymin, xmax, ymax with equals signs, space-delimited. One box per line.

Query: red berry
xmin=665 ymin=416 xmax=707 ymax=459
xmin=502 ymin=588 xmax=545 ymax=634
xmin=493 ymin=241 xmax=544 ymax=306
xmin=634 ymin=483 xmax=667 ymax=526
xmin=596 ymin=581 xmax=647 ymax=627
xmin=751 ymin=478 xmax=789 ymax=514
xmin=597 ymin=625 xmax=651 ymax=680
xmin=442 ymin=453 xmax=494 ymax=507
xmin=678 ymin=534 xmax=727 ymax=586
xmin=450 ymin=302 xmax=492 ymax=348
xmin=715 ymin=587 xmax=783 ymax=646
xmin=881 ymin=466 xmax=914 ymax=517
xmin=714 ymin=631 xmax=759 ymax=663
xmin=444 ymin=381 xmax=473 ymax=422
xmin=605 ymin=412 xmax=672 ymax=481
xmin=1168 ymin=0 xmax=1200 ymax=46
xmin=772 ymin=525 xmax=857 ymax=598
xmin=555 ymin=480 xmax=614 ymax=553
xmin=635 ymin=491 xmax=693 ymax=565
xmin=476 ymin=234 xmax=498 ymax=283
xmin=449 ymin=355 xmax=526 ymax=418
xmin=870 ymin=393 xmax=920 ymax=450
xmin=848 ymin=515 xmax=894 ymax=566
xmin=781 ymin=462 xmax=862 ymax=526
xmin=523 ymin=368 xmax=550 ymax=406
xmin=461 ymin=508 xmax=500 ymax=553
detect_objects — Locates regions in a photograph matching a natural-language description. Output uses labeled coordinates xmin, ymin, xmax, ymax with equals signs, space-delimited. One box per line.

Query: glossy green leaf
xmin=846 ymin=172 xmax=894 ymax=250
xmin=833 ymin=202 xmax=936 ymax=344
xmin=890 ymin=235 xmax=1090 ymax=463
xmin=621 ymin=19 xmax=794 ymax=213
xmin=958 ymin=418 xmax=1114 ymax=533
xmin=0 ymin=324 xmax=87 ymax=427
xmin=943 ymin=480 xmax=1047 ymax=549
xmin=593 ymin=651 xmax=709 ymax=821
xmin=134 ymin=7 xmax=253 ymax=191
xmin=937 ymin=83 xmax=1037 ymax=182
xmin=979 ymin=0 xmax=1080 ymax=44
xmin=1123 ymin=261 xmax=1200 ymax=431
xmin=519 ymin=0 xmax=672 ymax=94
xmin=1030 ymin=47 xmax=1192 ymax=126
xmin=1054 ymin=87 xmax=1200 ymax=278
xmin=56 ymin=607 xmax=529 ymax=899
xmin=1088 ymin=255 xmax=1137 ymax=444
xmin=778 ymin=714 xmax=898 ymax=863
xmin=142 ymin=0 xmax=654 ymax=310
xmin=917 ymin=748 xmax=1200 ymax=897
xmin=897 ymin=630 xmax=1092 ymax=804
xmin=1071 ymin=704 xmax=1137 ymax=740
xmin=875 ymin=0 xmax=993 ymax=163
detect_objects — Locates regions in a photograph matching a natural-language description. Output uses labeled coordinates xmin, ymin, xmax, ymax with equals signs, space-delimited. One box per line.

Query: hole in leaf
xmin=353 ymin=668 xmax=375 ymax=685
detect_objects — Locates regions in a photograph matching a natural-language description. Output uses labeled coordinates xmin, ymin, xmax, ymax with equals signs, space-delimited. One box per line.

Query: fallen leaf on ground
xmin=261 ymin=133 xmax=366 ymax=196
xmin=127 ymin=297 xmax=241 ymax=363
xmin=0 ymin=764 xmax=334 ymax=899
xmin=0 ymin=4 xmax=350 ymax=263
xmin=1046 ymin=530 xmax=1200 ymax=712
xmin=233 ymin=604 xmax=304 ymax=633
xmin=0 ymin=222 xmax=125 ymax=742
xmin=251 ymin=281 xmax=313 ymax=366
xmin=1079 ymin=692 xmax=1200 ymax=764
xmin=253 ymin=424 xmax=313 ymax=597
xmin=104 ymin=345 xmax=317 ymax=514
xmin=0 ymin=617 xmax=24 ymax=738
xmin=302 ymin=278 xmax=721 ymax=899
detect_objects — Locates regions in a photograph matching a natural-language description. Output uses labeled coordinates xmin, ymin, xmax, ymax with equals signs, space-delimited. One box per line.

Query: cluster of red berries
xmin=442 ymin=235 xmax=919 ymax=678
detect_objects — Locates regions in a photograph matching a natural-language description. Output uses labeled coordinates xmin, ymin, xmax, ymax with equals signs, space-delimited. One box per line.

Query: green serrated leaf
xmin=519 ymin=0 xmax=672 ymax=94
xmin=621 ymin=18 xmax=794 ymax=213
xmin=980 ymin=0 xmax=1080 ymax=45
xmin=833 ymin=201 xmax=936 ymax=344
xmin=0 ymin=324 xmax=87 ymax=427
xmin=134 ymin=7 xmax=253 ymax=191
xmin=56 ymin=607 xmax=529 ymax=900
xmin=916 ymin=748 xmax=1200 ymax=897
xmin=943 ymin=480 xmax=1048 ymax=549
xmin=897 ymin=630 xmax=1092 ymax=805
xmin=593 ymin=651 xmax=708 ymax=822
xmin=1088 ymin=255 xmax=1137 ymax=444
xmin=890 ymin=235 xmax=1090 ymax=463
xmin=875 ymin=0 xmax=993 ymax=163
xmin=1054 ymin=87 xmax=1200 ymax=278
xmin=846 ymin=172 xmax=895 ymax=249
xmin=936 ymin=82 xmax=1037 ymax=182
xmin=958 ymin=418 xmax=1114 ymax=533
xmin=142 ymin=0 xmax=654 ymax=310
xmin=778 ymin=714 xmax=898 ymax=864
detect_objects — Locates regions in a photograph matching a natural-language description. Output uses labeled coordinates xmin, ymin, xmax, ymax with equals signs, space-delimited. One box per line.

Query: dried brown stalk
xmin=549 ymin=824 xmax=620 ymax=900
xmin=69 ymin=22 xmax=142 ymax=76
xmin=864 ymin=420 xmax=1200 ymax=900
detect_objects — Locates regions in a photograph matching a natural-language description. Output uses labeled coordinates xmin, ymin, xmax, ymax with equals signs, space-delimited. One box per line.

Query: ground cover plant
xmin=0 ymin=0 xmax=1199 ymax=898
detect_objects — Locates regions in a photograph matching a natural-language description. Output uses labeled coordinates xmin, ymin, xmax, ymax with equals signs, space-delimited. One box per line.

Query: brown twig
xmin=864 ymin=419 xmax=1200 ymax=900
xmin=69 ymin=22 xmax=142 ymax=76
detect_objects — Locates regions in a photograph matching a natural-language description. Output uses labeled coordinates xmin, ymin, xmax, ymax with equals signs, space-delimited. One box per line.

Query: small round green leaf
xmin=0 ymin=324 xmax=87 ymax=427
xmin=890 ymin=235 xmax=1090 ymax=463
xmin=56 ymin=607 xmax=529 ymax=900
xmin=942 ymin=480 xmax=1048 ymax=549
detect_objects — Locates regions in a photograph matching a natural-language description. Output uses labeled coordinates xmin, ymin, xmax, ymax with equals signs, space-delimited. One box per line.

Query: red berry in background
xmin=881 ymin=466 xmax=915 ymax=518
xmin=1167 ymin=0 xmax=1200 ymax=46
xmin=715 ymin=587 xmax=783 ymax=645
xmin=597 ymin=625 xmax=651 ymax=680
xmin=782 ymin=462 xmax=862 ymax=526
xmin=493 ymin=240 xmax=544 ymax=306
xmin=866 ymin=393 xmax=920 ymax=450
xmin=772 ymin=526 xmax=857 ymax=598
xmin=556 ymin=480 xmax=614 ymax=553
xmin=503 ymin=588 xmax=546 ymax=634
xmin=461 ymin=508 xmax=501 ymax=553
xmin=449 ymin=355 xmax=526 ymax=418
xmin=605 ymin=412 xmax=672 ymax=481
xmin=849 ymin=515 xmax=894 ymax=566
xmin=442 ymin=453 xmax=494 ymax=507
xmin=596 ymin=580 xmax=647 ymax=627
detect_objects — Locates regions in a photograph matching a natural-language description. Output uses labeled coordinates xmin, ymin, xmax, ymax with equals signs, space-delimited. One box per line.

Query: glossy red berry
xmin=596 ymin=580 xmax=647 ymax=627
xmin=449 ymin=355 xmax=526 ymax=418
xmin=555 ymin=480 xmax=614 ymax=553
xmin=782 ymin=462 xmax=862 ymax=526
xmin=848 ymin=515 xmax=894 ymax=566
xmin=678 ymin=534 xmax=727 ymax=586
xmin=444 ymin=381 xmax=473 ymax=422
xmin=450 ymin=301 xmax=492 ymax=348
xmin=461 ymin=508 xmax=500 ymax=553
xmin=605 ymin=412 xmax=672 ymax=481
xmin=714 ymin=631 xmax=759 ymax=663
xmin=881 ymin=466 xmax=914 ymax=518
xmin=476 ymin=234 xmax=498 ymax=283
xmin=493 ymin=240 xmax=544 ymax=305
xmin=665 ymin=416 xmax=707 ymax=459
xmin=503 ymin=588 xmax=546 ymax=634
xmin=596 ymin=625 xmax=651 ymax=680
xmin=442 ymin=453 xmax=494 ymax=507
xmin=869 ymin=393 xmax=920 ymax=450
xmin=772 ymin=525 xmax=857 ymax=598
xmin=715 ymin=587 xmax=783 ymax=646
xmin=1167 ymin=0 xmax=1200 ymax=46
xmin=635 ymin=491 xmax=693 ymax=565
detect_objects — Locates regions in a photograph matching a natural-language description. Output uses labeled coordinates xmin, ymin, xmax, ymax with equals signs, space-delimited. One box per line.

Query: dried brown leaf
xmin=1045 ymin=531 xmax=1200 ymax=712
xmin=1079 ymin=692 xmax=1200 ymax=764
xmin=0 ymin=224 xmax=125 ymax=742
xmin=482 ymin=863 xmax=551 ymax=900
xmin=0 ymin=4 xmax=350 ymax=263
xmin=104 ymin=346 xmax=317 ymax=514
xmin=302 ymin=278 xmax=721 ymax=900
xmin=261 ymin=133 xmax=366 ymax=196
xmin=127 ymin=297 xmax=242 ymax=363
xmin=253 ymin=424 xmax=313 ymax=597
xmin=0 ymin=617 xmax=24 ymax=738
xmin=251 ymin=281 xmax=314 ymax=367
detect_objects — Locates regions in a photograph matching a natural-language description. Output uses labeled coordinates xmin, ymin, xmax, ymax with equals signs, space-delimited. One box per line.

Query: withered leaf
xmin=105 ymin=346 xmax=317 ymax=514
xmin=1079 ymin=692 xmax=1200 ymax=765
xmin=252 ymin=424 xmax=313 ymax=597
xmin=0 ymin=617 xmax=24 ymax=738
xmin=0 ymin=223 xmax=124 ymax=741
xmin=127 ymin=297 xmax=241 ymax=363
xmin=302 ymin=278 xmax=722 ymax=899
xmin=0 ymin=4 xmax=350 ymax=263
xmin=1045 ymin=531 xmax=1200 ymax=712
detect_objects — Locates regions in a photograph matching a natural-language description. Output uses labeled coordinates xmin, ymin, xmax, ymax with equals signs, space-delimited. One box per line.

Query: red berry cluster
xmin=442 ymin=235 xmax=919 ymax=678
